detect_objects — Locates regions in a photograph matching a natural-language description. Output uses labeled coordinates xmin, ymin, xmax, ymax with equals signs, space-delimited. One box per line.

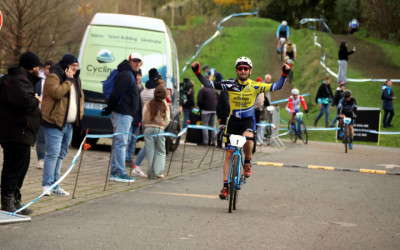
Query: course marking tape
xmin=256 ymin=162 xmax=400 ymax=175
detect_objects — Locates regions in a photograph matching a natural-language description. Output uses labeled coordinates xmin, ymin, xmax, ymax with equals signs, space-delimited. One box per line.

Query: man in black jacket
xmin=101 ymin=52 xmax=141 ymax=183
xmin=0 ymin=52 xmax=42 ymax=214
xmin=197 ymin=86 xmax=218 ymax=146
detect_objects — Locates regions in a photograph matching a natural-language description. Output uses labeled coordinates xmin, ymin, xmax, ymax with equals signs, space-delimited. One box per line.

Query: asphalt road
xmin=1 ymin=141 xmax=399 ymax=250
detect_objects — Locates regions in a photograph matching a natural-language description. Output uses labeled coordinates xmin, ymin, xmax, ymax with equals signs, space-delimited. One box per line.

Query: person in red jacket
xmin=286 ymin=88 xmax=308 ymax=124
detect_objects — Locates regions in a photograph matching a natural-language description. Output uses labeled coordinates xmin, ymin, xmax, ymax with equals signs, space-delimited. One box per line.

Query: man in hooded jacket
xmin=0 ymin=52 xmax=42 ymax=214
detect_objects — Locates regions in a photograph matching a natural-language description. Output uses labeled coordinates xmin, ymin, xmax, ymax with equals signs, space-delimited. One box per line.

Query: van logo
xmin=96 ymin=49 xmax=115 ymax=63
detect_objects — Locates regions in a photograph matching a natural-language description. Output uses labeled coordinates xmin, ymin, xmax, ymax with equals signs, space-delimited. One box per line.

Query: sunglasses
xmin=236 ymin=66 xmax=250 ymax=72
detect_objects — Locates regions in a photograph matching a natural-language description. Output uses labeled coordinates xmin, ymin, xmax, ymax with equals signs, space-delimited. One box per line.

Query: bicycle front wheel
xmin=229 ymin=155 xmax=239 ymax=213
xmin=343 ymin=126 xmax=349 ymax=153
xmin=288 ymin=121 xmax=297 ymax=143
xmin=300 ymin=121 xmax=308 ymax=144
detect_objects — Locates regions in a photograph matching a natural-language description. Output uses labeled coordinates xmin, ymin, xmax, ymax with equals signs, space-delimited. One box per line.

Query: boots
xmin=1 ymin=193 xmax=17 ymax=213
xmin=314 ymin=120 xmax=318 ymax=127
xmin=14 ymin=193 xmax=33 ymax=215
xmin=326 ymin=122 xmax=329 ymax=128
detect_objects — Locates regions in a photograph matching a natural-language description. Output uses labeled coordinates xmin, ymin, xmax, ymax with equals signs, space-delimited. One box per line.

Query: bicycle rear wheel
xmin=229 ymin=155 xmax=239 ymax=213
xmin=300 ymin=121 xmax=308 ymax=144
xmin=288 ymin=121 xmax=297 ymax=143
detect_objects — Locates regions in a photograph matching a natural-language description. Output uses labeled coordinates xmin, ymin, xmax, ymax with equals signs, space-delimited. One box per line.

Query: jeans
xmin=201 ymin=112 xmax=216 ymax=144
xmin=256 ymin=125 xmax=265 ymax=144
xmin=36 ymin=125 xmax=46 ymax=160
xmin=135 ymin=146 xmax=146 ymax=167
xmin=383 ymin=109 xmax=394 ymax=127
xmin=42 ymin=124 xmax=73 ymax=188
xmin=182 ymin=108 xmax=191 ymax=128
xmin=144 ymin=127 xmax=166 ymax=177
xmin=315 ymin=104 xmax=330 ymax=124
xmin=1 ymin=142 xmax=30 ymax=196
xmin=330 ymin=114 xmax=338 ymax=127
xmin=125 ymin=124 xmax=140 ymax=162
xmin=110 ymin=112 xmax=133 ymax=175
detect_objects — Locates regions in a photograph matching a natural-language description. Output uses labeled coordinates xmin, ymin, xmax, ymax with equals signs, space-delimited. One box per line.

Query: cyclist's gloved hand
xmin=305 ymin=109 xmax=309 ymax=114
xmin=282 ymin=64 xmax=291 ymax=77
xmin=101 ymin=107 xmax=111 ymax=116
xmin=191 ymin=62 xmax=200 ymax=75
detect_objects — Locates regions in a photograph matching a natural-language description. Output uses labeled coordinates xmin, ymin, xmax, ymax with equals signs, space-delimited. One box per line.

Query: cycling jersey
xmin=283 ymin=44 xmax=296 ymax=53
xmin=337 ymin=97 xmax=357 ymax=117
xmin=195 ymin=74 xmax=287 ymax=119
xmin=276 ymin=24 xmax=289 ymax=38
xmin=286 ymin=95 xmax=307 ymax=114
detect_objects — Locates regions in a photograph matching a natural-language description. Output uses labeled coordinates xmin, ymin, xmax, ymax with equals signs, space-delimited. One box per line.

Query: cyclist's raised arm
xmin=191 ymin=61 xmax=223 ymax=90
xmin=266 ymin=64 xmax=291 ymax=92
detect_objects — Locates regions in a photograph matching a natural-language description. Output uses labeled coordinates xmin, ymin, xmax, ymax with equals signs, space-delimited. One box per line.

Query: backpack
xmin=102 ymin=70 xmax=134 ymax=104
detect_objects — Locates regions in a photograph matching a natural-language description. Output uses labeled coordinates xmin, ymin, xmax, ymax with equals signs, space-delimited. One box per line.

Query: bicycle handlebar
xmin=222 ymin=133 xmax=255 ymax=141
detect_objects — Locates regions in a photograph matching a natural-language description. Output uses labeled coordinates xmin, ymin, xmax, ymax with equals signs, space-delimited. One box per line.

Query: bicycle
xmin=340 ymin=116 xmax=352 ymax=153
xmin=279 ymin=37 xmax=287 ymax=61
xmin=288 ymin=112 xmax=308 ymax=144
xmin=222 ymin=132 xmax=254 ymax=213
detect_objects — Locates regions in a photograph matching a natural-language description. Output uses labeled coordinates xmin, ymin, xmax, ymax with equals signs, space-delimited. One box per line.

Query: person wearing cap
xmin=0 ymin=52 xmax=42 ymax=214
xmin=41 ymin=53 xmax=84 ymax=196
xmin=283 ymin=40 xmax=297 ymax=62
xmin=202 ymin=65 xmax=224 ymax=82
xmin=330 ymin=81 xmax=346 ymax=127
xmin=191 ymin=57 xmax=291 ymax=200
xmin=101 ymin=52 xmax=141 ymax=183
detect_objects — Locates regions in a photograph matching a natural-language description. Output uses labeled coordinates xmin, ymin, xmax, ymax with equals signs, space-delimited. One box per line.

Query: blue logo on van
xmin=97 ymin=49 xmax=115 ymax=63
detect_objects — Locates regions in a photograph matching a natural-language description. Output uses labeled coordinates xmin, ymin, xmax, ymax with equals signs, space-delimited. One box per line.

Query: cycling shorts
xmin=225 ymin=116 xmax=254 ymax=150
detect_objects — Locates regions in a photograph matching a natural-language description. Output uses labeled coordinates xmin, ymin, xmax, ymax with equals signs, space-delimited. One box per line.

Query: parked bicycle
xmin=288 ymin=112 xmax=308 ymax=144
xmin=222 ymin=132 xmax=254 ymax=213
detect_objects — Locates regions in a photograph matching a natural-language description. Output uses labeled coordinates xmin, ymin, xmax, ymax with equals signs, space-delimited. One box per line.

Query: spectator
xmin=314 ymin=76 xmax=334 ymax=127
xmin=0 ymin=52 xmax=42 ymax=214
xmin=216 ymin=89 xmax=230 ymax=125
xmin=348 ymin=18 xmax=360 ymax=35
xmin=382 ymin=79 xmax=396 ymax=128
xmin=101 ymin=52 xmax=141 ymax=183
xmin=142 ymin=85 xmax=170 ymax=178
xmin=197 ymin=85 xmax=219 ymax=146
xmin=337 ymin=40 xmax=355 ymax=84
xmin=134 ymin=68 xmax=165 ymax=172
xmin=255 ymin=77 xmax=265 ymax=144
xmin=125 ymin=69 xmax=146 ymax=177
xmin=41 ymin=54 xmax=84 ymax=196
xmin=264 ymin=74 xmax=272 ymax=107
xmin=202 ymin=65 xmax=224 ymax=81
xmin=180 ymin=78 xmax=195 ymax=128
xmin=330 ymin=81 xmax=346 ymax=127
xmin=34 ymin=60 xmax=54 ymax=169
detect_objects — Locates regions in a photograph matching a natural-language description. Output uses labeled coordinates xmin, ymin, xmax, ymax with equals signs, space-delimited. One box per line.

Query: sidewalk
xmin=0 ymin=138 xmax=280 ymax=217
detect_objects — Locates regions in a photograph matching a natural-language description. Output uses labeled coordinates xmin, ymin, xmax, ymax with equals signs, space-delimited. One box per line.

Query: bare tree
xmin=0 ymin=0 xmax=83 ymax=71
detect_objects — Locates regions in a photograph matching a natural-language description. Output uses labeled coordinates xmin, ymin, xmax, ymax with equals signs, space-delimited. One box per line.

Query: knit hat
xmin=59 ymin=54 xmax=78 ymax=70
xmin=149 ymin=68 xmax=161 ymax=81
xmin=154 ymin=85 xmax=166 ymax=100
xmin=19 ymin=52 xmax=43 ymax=70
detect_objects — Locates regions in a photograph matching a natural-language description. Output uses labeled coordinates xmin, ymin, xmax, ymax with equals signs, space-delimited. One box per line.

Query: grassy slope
xmin=176 ymin=17 xmax=400 ymax=147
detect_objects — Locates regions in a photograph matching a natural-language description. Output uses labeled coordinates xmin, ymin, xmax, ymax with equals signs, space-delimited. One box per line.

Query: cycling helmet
xmin=282 ymin=20 xmax=287 ymax=26
xmin=291 ymin=89 xmax=299 ymax=95
xmin=287 ymin=40 xmax=292 ymax=45
xmin=235 ymin=57 xmax=253 ymax=69
xmin=344 ymin=90 xmax=351 ymax=98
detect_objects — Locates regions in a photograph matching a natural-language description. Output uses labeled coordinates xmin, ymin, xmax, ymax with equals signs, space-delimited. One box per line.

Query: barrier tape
xmin=300 ymin=18 xmax=332 ymax=33
xmin=10 ymin=123 xmax=399 ymax=215
xmin=256 ymin=161 xmax=400 ymax=175
xmin=181 ymin=11 xmax=258 ymax=74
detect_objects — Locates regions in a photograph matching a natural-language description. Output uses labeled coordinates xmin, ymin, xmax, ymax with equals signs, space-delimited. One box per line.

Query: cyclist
xmin=191 ymin=57 xmax=291 ymax=199
xmin=286 ymin=88 xmax=308 ymax=125
xmin=337 ymin=90 xmax=357 ymax=149
xmin=276 ymin=20 xmax=289 ymax=53
xmin=348 ymin=18 xmax=359 ymax=35
xmin=283 ymin=40 xmax=297 ymax=61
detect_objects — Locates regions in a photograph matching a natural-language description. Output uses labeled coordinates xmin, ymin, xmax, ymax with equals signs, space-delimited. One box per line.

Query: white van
xmin=75 ymin=13 xmax=181 ymax=151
